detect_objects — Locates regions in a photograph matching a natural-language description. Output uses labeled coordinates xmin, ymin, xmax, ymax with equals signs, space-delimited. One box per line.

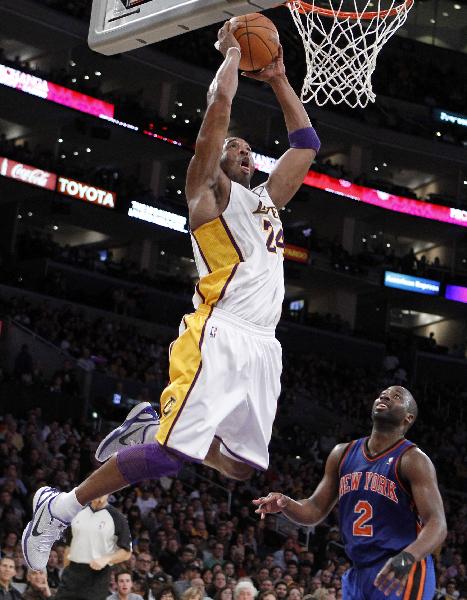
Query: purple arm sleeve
xmin=288 ymin=126 xmax=321 ymax=153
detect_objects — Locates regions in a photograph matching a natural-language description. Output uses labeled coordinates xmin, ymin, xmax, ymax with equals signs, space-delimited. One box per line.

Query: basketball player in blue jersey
xmin=253 ymin=386 xmax=447 ymax=599
xmin=22 ymin=21 xmax=320 ymax=571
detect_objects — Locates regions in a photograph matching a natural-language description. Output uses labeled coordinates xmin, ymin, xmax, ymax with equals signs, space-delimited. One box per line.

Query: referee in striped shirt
xmin=55 ymin=495 xmax=132 ymax=600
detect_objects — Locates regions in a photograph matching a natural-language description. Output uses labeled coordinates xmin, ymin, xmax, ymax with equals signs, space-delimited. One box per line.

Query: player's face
xmin=371 ymin=386 xmax=411 ymax=428
xmin=220 ymin=138 xmax=255 ymax=187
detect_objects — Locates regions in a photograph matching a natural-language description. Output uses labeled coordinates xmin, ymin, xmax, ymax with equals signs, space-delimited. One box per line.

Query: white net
xmin=287 ymin=0 xmax=414 ymax=108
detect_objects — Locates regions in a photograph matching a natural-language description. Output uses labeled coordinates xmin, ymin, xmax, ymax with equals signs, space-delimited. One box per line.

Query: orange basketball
xmin=230 ymin=13 xmax=280 ymax=72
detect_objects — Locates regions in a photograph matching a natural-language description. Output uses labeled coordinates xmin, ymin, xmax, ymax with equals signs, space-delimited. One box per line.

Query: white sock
xmin=51 ymin=488 xmax=83 ymax=522
xmin=142 ymin=423 xmax=160 ymax=444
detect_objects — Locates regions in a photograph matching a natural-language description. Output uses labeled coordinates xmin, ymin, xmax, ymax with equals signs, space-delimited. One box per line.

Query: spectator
xmin=0 ymin=557 xmax=23 ymax=599
xmin=155 ymin=585 xmax=178 ymax=600
xmin=136 ymin=486 xmax=158 ymax=518
xmin=207 ymin=544 xmax=225 ymax=569
xmin=174 ymin=565 xmax=202 ymax=596
xmin=214 ymin=588 xmax=233 ymax=600
xmin=45 ymin=550 xmax=60 ymax=592
xmin=133 ymin=553 xmax=156 ymax=587
xmin=274 ymin=582 xmax=287 ymax=600
xmin=208 ymin=572 xmax=227 ymax=598
xmin=22 ymin=571 xmax=52 ymax=600
xmin=107 ymin=571 xmax=144 ymax=600
xmin=181 ymin=588 xmax=203 ymax=600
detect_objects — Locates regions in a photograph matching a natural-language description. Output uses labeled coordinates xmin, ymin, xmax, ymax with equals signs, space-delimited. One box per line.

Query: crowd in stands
xmin=4 ymin=227 xmax=465 ymax=358
xmin=2 ymin=294 xmax=169 ymax=389
xmin=0 ymin=346 xmax=466 ymax=599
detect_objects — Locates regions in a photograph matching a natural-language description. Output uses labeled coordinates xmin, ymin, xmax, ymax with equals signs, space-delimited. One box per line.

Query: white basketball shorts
xmin=156 ymin=304 xmax=282 ymax=470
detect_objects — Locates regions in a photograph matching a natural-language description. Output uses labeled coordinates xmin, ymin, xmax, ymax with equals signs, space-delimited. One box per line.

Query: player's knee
xmin=225 ymin=461 xmax=254 ymax=481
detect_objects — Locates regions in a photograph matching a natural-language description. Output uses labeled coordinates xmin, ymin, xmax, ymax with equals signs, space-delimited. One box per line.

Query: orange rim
xmin=285 ymin=0 xmax=413 ymax=19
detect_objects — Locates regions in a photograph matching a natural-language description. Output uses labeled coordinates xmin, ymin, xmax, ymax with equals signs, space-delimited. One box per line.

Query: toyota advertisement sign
xmin=0 ymin=156 xmax=115 ymax=209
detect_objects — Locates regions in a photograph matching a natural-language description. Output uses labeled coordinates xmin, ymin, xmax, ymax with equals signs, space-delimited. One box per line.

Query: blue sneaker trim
xmin=97 ymin=406 xmax=159 ymax=456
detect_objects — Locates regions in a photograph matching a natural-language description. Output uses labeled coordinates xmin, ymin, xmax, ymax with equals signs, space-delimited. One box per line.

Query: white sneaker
xmin=95 ymin=402 xmax=160 ymax=463
xmin=22 ymin=487 xmax=69 ymax=571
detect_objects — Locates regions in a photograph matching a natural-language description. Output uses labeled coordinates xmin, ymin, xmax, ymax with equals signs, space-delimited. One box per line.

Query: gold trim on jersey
xmin=156 ymin=309 xmax=211 ymax=446
xmin=192 ymin=216 xmax=244 ymax=306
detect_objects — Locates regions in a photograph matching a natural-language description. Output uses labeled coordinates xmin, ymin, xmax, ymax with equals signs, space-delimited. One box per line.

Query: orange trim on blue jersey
xmin=394 ymin=443 xmax=417 ymax=498
xmin=338 ymin=441 xmax=356 ymax=476
xmin=416 ymin=559 xmax=427 ymax=600
xmin=361 ymin=437 xmax=407 ymax=462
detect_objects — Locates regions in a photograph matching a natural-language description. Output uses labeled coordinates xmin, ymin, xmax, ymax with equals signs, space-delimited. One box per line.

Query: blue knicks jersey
xmin=338 ymin=437 xmax=420 ymax=567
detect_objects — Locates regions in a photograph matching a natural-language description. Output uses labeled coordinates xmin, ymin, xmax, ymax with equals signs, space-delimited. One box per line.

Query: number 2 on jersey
xmin=263 ymin=219 xmax=285 ymax=254
xmin=353 ymin=500 xmax=373 ymax=537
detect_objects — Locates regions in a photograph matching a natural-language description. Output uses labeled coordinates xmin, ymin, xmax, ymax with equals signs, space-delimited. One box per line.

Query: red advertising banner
xmin=0 ymin=63 xmax=114 ymax=119
xmin=0 ymin=156 xmax=57 ymax=190
xmin=284 ymin=244 xmax=310 ymax=264
xmin=302 ymin=170 xmax=467 ymax=228
xmin=56 ymin=176 xmax=116 ymax=209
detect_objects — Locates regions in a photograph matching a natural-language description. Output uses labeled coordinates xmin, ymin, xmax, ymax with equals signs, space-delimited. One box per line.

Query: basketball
xmin=230 ymin=13 xmax=280 ymax=72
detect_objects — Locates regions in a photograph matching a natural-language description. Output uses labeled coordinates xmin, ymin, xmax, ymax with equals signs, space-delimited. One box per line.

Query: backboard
xmin=88 ymin=0 xmax=280 ymax=55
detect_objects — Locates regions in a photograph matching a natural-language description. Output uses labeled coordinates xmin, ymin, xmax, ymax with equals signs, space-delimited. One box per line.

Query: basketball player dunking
xmin=253 ymin=386 xmax=447 ymax=599
xmin=22 ymin=21 xmax=320 ymax=570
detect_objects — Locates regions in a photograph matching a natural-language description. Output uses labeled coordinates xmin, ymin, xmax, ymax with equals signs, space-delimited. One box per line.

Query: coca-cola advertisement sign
xmin=0 ymin=156 xmax=57 ymax=190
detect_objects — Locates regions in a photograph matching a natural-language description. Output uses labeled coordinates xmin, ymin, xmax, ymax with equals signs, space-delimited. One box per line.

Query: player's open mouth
xmin=240 ymin=158 xmax=250 ymax=173
xmin=376 ymin=402 xmax=389 ymax=410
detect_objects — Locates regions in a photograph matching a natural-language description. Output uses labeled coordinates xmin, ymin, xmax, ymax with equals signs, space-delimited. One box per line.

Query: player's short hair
xmin=401 ymin=387 xmax=418 ymax=430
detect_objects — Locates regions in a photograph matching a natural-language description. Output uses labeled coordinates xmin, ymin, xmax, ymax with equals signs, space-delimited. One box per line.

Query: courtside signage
xmin=445 ymin=284 xmax=467 ymax=304
xmin=128 ymin=200 xmax=187 ymax=232
xmin=0 ymin=63 xmax=114 ymax=119
xmin=56 ymin=176 xmax=116 ymax=208
xmin=384 ymin=271 xmax=440 ymax=295
xmin=0 ymin=156 xmax=57 ymax=190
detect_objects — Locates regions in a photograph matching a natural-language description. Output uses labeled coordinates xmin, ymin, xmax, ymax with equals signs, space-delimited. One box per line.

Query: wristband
xmin=390 ymin=551 xmax=415 ymax=578
xmin=288 ymin=126 xmax=321 ymax=152
xmin=228 ymin=46 xmax=241 ymax=57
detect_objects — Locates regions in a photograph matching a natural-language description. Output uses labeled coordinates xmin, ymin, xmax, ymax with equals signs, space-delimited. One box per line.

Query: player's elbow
xmin=438 ymin=517 xmax=448 ymax=544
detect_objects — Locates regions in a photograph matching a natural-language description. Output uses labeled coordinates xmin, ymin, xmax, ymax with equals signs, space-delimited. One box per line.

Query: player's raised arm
xmin=252 ymin=443 xmax=346 ymax=526
xmin=243 ymin=45 xmax=320 ymax=209
xmin=185 ymin=22 xmax=241 ymax=226
xmin=374 ymin=448 xmax=447 ymax=596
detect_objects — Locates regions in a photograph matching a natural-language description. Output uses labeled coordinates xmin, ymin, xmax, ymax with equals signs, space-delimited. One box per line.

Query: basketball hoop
xmin=285 ymin=0 xmax=414 ymax=108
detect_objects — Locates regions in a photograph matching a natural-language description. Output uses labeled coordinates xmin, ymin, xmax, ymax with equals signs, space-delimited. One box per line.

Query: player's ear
xmin=404 ymin=412 xmax=415 ymax=430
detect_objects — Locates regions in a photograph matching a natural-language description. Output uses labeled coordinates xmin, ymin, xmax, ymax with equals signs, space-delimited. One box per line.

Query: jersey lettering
xmin=253 ymin=199 xmax=279 ymax=219
xmin=338 ymin=438 xmax=417 ymax=567
xmin=340 ymin=470 xmax=398 ymax=503
xmin=262 ymin=219 xmax=285 ymax=254
xmin=353 ymin=500 xmax=373 ymax=537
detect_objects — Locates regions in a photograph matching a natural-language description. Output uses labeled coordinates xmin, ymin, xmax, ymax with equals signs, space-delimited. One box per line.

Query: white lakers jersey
xmin=191 ymin=181 xmax=285 ymax=328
